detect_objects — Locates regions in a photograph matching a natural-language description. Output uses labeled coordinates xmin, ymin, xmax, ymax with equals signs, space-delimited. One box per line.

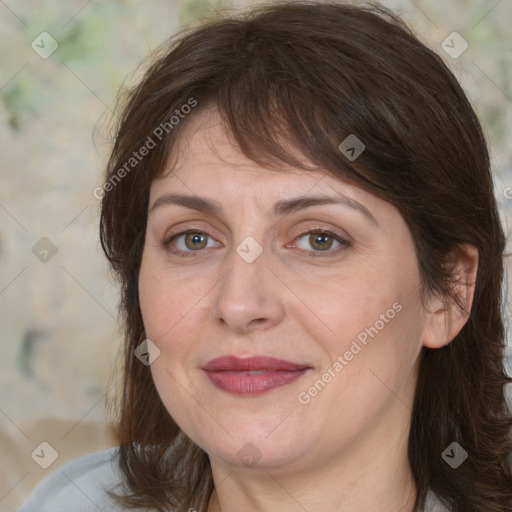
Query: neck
xmin=206 ymin=403 xmax=417 ymax=512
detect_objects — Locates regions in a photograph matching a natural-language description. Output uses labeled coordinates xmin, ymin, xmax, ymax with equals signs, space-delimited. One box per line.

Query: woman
xmin=18 ymin=1 xmax=512 ymax=511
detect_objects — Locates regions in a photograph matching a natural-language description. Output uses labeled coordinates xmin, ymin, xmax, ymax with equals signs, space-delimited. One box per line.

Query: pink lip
xmin=202 ymin=356 xmax=311 ymax=396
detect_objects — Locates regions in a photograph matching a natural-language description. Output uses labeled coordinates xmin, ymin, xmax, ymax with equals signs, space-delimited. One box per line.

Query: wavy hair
xmin=99 ymin=2 xmax=512 ymax=510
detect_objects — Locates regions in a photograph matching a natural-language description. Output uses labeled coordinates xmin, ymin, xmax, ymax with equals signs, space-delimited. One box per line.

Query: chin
xmin=193 ymin=420 xmax=317 ymax=470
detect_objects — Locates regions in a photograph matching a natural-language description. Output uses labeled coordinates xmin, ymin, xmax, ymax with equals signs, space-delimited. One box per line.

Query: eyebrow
xmin=148 ymin=193 xmax=378 ymax=227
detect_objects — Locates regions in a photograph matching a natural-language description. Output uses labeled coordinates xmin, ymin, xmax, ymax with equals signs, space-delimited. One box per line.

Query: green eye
xmin=163 ymin=228 xmax=349 ymax=259
xmin=294 ymin=229 xmax=348 ymax=255
xmin=182 ymin=232 xmax=209 ymax=250
xmin=164 ymin=230 xmax=217 ymax=257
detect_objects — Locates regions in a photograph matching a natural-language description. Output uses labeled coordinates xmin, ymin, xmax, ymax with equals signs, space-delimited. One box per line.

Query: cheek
xmin=307 ymin=301 xmax=422 ymax=441
xmin=139 ymin=264 xmax=211 ymax=419
xmin=138 ymin=255 xmax=209 ymax=345
xmin=299 ymin=269 xmax=423 ymax=395
xmin=290 ymin=267 xmax=399 ymax=354
xmin=313 ymin=252 xmax=423 ymax=359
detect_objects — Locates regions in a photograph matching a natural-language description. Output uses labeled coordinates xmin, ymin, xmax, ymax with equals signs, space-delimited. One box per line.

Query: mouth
xmin=202 ymin=355 xmax=312 ymax=396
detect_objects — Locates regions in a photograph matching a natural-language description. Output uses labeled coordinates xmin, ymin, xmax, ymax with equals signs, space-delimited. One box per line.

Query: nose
xmin=213 ymin=243 xmax=286 ymax=334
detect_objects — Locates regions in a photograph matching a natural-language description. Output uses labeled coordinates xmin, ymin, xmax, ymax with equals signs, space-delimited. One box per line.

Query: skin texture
xmin=138 ymin=107 xmax=478 ymax=512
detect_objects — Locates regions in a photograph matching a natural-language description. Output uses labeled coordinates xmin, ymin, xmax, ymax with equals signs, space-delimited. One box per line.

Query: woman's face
xmin=139 ymin=107 xmax=431 ymax=474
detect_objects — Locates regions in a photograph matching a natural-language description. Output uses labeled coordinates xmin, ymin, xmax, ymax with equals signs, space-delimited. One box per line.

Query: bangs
xmin=148 ymin=6 xmax=419 ymax=196
xmin=158 ymin=66 xmax=368 ymax=191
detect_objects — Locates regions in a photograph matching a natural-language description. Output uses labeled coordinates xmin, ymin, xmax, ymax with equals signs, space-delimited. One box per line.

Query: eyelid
xmin=162 ymin=229 xmax=220 ymax=257
xmin=160 ymin=221 xmax=222 ymax=246
xmin=288 ymin=228 xmax=350 ymax=256
xmin=162 ymin=224 xmax=350 ymax=258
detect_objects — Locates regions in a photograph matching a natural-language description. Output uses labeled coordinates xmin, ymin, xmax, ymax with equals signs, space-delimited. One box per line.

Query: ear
xmin=422 ymin=243 xmax=479 ymax=349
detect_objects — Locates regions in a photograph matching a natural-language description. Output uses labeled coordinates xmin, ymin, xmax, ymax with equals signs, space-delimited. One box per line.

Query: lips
xmin=203 ymin=355 xmax=309 ymax=372
xmin=202 ymin=356 xmax=311 ymax=395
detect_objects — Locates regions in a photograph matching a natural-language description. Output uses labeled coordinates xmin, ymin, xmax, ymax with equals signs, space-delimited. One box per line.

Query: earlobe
xmin=422 ymin=243 xmax=479 ymax=349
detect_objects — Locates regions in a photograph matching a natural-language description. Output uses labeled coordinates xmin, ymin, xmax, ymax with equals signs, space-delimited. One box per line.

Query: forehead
xmin=153 ymin=107 xmax=352 ymax=198
xmin=146 ymin=108 xmax=414 ymax=246
xmin=148 ymin=106 xmax=398 ymax=229
xmin=163 ymin=106 xmax=310 ymax=178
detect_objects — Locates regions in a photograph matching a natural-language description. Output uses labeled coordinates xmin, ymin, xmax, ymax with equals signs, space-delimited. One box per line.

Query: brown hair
xmin=99 ymin=1 xmax=512 ymax=510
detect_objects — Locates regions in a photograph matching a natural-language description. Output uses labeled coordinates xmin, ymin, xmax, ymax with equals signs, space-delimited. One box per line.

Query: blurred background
xmin=0 ymin=0 xmax=511 ymax=509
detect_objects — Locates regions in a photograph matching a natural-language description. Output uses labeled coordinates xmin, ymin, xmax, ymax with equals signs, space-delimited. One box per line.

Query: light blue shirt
xmin=17 ymin=447 xmax=448 ymax=511
xmin=17 ymin=448 xmax=131 ymax=512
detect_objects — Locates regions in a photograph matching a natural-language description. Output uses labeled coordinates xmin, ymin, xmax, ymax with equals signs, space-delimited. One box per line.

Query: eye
xmin=163 ymin=230 xmax=219 ymax=257
xmin=292 ymin=229 xmax=348 ymax=255
xmin=162 ymin=228 xmax=349 ymax=259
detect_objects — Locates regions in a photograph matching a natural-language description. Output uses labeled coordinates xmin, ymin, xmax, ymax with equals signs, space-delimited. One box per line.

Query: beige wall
xmin=1 ymin=0 xmax=511 ymax=510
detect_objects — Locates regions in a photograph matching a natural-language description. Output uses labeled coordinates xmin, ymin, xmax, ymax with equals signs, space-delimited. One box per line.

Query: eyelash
xmin=162 ymin=228 xmax=350 ymax=259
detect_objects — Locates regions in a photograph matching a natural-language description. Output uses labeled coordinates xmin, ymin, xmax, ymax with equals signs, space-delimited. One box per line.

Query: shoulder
xmin=424 ymin=490 xmax=450 ymax=512
xmin=17 ymin=447 xmax=132 ymax=512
